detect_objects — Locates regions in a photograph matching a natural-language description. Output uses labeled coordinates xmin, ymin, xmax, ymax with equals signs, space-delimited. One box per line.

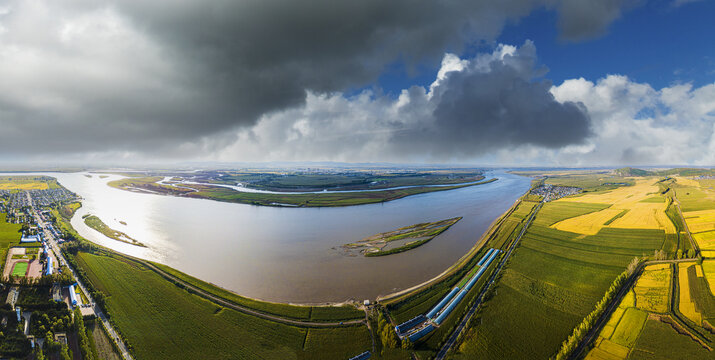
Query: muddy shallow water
xmin=12 ymin=171 xmax=530 ymax=303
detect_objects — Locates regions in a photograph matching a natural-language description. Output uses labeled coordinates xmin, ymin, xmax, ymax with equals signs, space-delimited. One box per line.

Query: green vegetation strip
xmin=150 ymin=262 xmax=364 ymax=322
xmin=108 ymin=177 xmax=497 ymax=207
xmin=603 ymin=209 xmax=629 ymax=225
xmin=0 ymin=213 xmax=23 ymax=272
xmin=83 ymin=215 xmax=145 ymax=247
xmin=345 ymin=217 xmax=462 ymax=257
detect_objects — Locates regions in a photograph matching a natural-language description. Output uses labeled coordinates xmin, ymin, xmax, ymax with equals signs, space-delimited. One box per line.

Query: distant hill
xmin=654 ymin=168 xmax=715 ymax=177
xmin=615 ymin=167 xmax=715 ymax=177
xmin=614 ymin=167 xmax=652 ymax=177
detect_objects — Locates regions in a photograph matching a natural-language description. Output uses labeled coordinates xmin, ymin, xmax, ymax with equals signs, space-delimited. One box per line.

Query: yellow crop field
xmin=0 ymin=181 xmax=48 ymax=190
xmin=551 ymin=180 xmax=673 ymax=235
xmin=692 ymin=231 xmax=715 ymax=250
xmin=682 ymin=209 xmax=715 ymax=233
xmin=598 ymin=339 xmax=630 ymax=358
xmin=634 ymin=264 xmax=670 ymax=313
xmin=702 ymin=250 xmax=715 ymax=258
xmin=584 ymin=346 xmax=624 ymax=360
xmin=675 ymin=177 xmax=701 ymax=187
xmin=552 ymin=208 xmax=624 ymax=235
xmin=678 ymin=263 xmax=702 ymax=325
xmin=703 ymin=260 xmax=715 ymax=291
xmin=559 ymin=179 xmax=659 ymax=206
xmin=609 ymin=203 xmax=667 ymax=230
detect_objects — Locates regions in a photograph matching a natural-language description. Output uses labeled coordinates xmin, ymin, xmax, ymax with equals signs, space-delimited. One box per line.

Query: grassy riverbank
xmin=82 ymin=215 xmax=145 ymax=247
xmin=72 ymin=251 xmax=372 ymax=359
xmin=150 ymin=262 xmax=364 ymax=321
xmin=108 ymin=177 xmax=497 ymax=207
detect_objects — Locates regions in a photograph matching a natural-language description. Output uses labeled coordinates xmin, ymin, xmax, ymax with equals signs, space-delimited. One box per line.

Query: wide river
xmin=19 ymin=171 xmax=530 ymax=303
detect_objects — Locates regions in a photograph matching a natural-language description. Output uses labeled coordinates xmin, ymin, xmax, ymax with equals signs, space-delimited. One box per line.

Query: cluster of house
xmin=27 ymin=188 xmax=78 ymax=208
xmin=530 ymin=184 xmax=582 ymax=202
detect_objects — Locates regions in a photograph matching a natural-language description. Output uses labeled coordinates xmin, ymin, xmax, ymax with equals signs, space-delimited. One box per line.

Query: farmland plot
xmin=452 ymin=199 xmax=663 ymax=359
xmin=634 ymin=264 xmax=671 ymax=314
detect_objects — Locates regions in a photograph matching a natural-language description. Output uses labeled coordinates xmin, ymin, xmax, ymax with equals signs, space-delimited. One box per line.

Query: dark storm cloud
xmin=230 ymin=42 xmax=593 ymax=162
xmin=556 ymin=0 xmax=635 ymax=41
xmin=0 ymin=0 xmax=630 ymax=159
xmin=391 ymin=41 xmax=592 ymax=158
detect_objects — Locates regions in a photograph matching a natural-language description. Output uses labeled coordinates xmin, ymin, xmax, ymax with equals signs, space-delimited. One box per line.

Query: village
xmin=0 ymin=182 xmax=97 ymax=359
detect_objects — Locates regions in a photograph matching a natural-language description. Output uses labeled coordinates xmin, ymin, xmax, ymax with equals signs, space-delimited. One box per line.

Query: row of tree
xmin=552 ymin=259 xmax=639 ymax=360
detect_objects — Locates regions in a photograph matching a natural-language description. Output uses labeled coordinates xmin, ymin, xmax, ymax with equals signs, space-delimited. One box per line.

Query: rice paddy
xmin=703 ymin=260 xmax=715 ymax=292
xmin=552 ymin=180 xmax=675 ymax=236
xmin=677 ymin=263 xmax=702 ymax=324
xmin=634 ymin=264 xmax=671 ymax=314
xmin=0 ymin=177 xmax=49 ymax=190
xmin=586 ymin=265 xmax=671 ymax=360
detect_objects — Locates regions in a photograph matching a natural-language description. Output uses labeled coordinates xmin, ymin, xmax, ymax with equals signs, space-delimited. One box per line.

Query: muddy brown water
xmin=9 ymin=171 xmax=530 ymax=303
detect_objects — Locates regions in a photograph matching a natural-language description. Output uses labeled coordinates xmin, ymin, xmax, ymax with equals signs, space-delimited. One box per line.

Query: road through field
xmin=568 ymin=258 xmax=705 ymax=360
xmin=434 ymin=201 xmax=543 ymax=360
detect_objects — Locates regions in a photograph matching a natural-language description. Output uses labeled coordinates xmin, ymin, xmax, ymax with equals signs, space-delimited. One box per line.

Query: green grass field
xmin=610 ymin=307 xmax=648 ymax=348
xmin=451 ymin=201 xmax=664 ymax=359
xmin=11 ymin=261 xmax=28 ymax=277
xmin=74 ymin=252 xmax=372 ymax=360
xmin=628 ymin=319 xmax=711 ymax=359
xmin=0 ymin=213 xmax=22 ymax=272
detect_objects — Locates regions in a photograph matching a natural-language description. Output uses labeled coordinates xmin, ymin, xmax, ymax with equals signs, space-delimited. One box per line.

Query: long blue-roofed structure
xmin=348 ymin=351 xmax=371 ymax=360
xmin=408 ymin=324 xmax=435 ymax=342
xmin=395 ymin=315 xmax=427 ymax=335
xmin=426 ymin=287 xmax=460 ymax=319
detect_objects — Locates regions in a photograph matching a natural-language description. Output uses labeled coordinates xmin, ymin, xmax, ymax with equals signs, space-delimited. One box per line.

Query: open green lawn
xmin=0 ymin=213 xmax=22 ymax=272
xmin=451 ymin=201 xmax=664 ymax=359
xmin=74 ymin=252 xmax=372 ymax=360
xmin=11 ymin=261 xmax=28 ymax=277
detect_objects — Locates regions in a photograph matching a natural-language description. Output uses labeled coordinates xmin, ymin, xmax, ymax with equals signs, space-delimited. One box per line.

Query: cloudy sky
xmin=0 ymin=0 xmax=713 ymax=166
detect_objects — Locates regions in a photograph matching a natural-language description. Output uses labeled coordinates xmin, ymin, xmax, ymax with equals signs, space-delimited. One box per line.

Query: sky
xmin=0 ymin=0 xmax=713 ymax=167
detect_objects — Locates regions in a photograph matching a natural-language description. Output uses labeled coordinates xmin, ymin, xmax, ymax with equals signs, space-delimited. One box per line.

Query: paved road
xmin=434 ymin=202 xmax=543 ymax=360
xmin=138 ymin=259 xmax=365 ymax=327
xmin=28 ymin=195 xmax=134 ymax=360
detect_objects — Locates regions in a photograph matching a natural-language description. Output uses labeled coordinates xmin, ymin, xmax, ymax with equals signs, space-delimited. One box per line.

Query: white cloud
xmin=549 ymin=76 xmax=715 ymax=166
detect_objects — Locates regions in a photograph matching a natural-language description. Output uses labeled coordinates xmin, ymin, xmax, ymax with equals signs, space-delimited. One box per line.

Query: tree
xmin=626 ymin=257 xmax=639 ymax=275
xmin=60 ymin=344 xmax=71 ymax=360
xmin=34 ymin=346 xmax=46 ymax=360
xmin=687 ymin=249 xmax=695 ymax=258
xmin=676 ymin=249 xmax=683 ymax=259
